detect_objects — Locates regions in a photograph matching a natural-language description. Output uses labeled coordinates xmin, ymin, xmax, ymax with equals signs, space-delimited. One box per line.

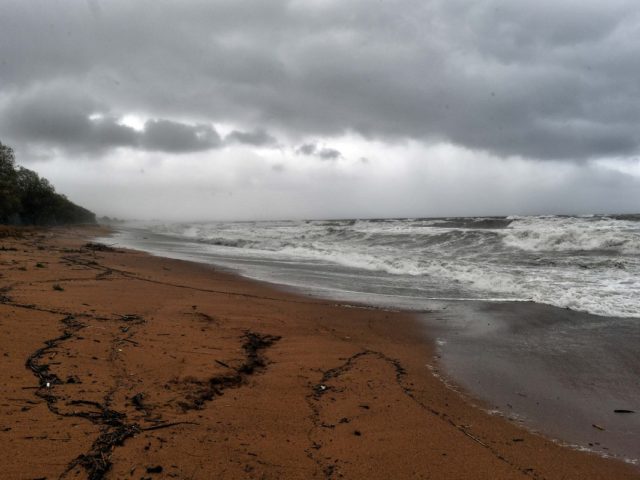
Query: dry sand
xmin=0 ymin=225 xmax=637 ymax=479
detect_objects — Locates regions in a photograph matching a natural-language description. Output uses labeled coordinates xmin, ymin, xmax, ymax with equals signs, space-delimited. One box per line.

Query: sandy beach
xmin=0 ymin=225 xmax=637 ymax=480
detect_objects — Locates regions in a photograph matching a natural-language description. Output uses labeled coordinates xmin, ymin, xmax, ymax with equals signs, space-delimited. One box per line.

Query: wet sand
xmin=0 ymin=225 xmax=637 ymax=479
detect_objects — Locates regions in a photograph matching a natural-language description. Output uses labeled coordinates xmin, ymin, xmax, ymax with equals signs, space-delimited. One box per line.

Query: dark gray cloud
xmin=317 ymin=148 xmax=342 ymax=161
xmin=296 ymin=143 xmax=342 ymax=160
xmin=141 ymin=120 xmax=220 ymax=153
xmin=1 ymin=0 xmax=640 ymax=160
xmin=296 ymin=143 xmax=317 ymax=156
xmin=1 ymin=89 xmax=137 ymax=151
xmin=225 ymin=129 xmax=277 ymax=147
xmin=0 ymin=86 xmax=222 ymax=153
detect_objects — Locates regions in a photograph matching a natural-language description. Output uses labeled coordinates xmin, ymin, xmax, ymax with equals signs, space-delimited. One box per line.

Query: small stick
xmin=141 ymin=421 xmax=198 ymax=432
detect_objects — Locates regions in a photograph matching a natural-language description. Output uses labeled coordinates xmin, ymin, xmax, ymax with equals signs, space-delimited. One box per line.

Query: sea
xmin=97 ymin=214 xmax=640 ymax=464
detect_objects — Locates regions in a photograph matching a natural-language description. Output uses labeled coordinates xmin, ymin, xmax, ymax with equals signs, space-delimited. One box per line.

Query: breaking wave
xmin=502 ymin=216 xmax=640 ymax=254
xmin=141 ymin=214 xmax=640 ymax=318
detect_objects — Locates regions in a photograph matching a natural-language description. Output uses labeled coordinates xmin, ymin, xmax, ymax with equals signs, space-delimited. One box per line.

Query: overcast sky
xmin=1 ymin=0 xmax=639 ymax=220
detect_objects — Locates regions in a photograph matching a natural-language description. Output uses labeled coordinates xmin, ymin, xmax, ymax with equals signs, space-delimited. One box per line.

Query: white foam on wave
xmin=140 ymin=216 xmax=640 ymax=318
xmin=502 ymin=216 xmax=640 ymax=254
xmin=256 ymin=243 xmax=640 ymax=317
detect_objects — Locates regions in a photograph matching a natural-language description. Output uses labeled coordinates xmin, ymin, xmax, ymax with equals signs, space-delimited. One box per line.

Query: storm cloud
xmin=225 ymin=129 xmax=277 ymax=147
xmin=141 ymin=120 xmax=220 ymax=153
xmin=0 ymin=86 xmax=223 ymax=153
xmin=296 ymin=143 xmax=342 ymax=160
xmin=1 ymin=0 xmax=640 ymax=160
xmin=1 ymin=1 xmax=639 ymax=219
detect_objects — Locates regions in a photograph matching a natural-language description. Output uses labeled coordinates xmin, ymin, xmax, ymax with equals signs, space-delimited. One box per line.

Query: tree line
xmin=0 ymin=141 xmax=95 ymax=225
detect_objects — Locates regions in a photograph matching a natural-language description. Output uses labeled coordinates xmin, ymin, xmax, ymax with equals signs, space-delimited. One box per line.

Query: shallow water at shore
xmin=98 ymin=224 xmax=640 ymax=464
xmin=426 ymin=301 xmax=640 ymax=463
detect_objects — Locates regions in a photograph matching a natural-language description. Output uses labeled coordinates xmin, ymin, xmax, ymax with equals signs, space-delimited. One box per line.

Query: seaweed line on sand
xmin=24 ymin=311 xmax=281 ymax=480
xmin=173 ymin=331 xmax=281 ymax=412
xmin=307 ymin=350 xmax=547 ymax=480
xmin=25 ymin=314 xmax=144 ymax=480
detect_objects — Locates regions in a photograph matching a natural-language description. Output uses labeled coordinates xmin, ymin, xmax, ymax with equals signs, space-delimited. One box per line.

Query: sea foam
xmin=139 ymin=215 xmax=640 ymax=318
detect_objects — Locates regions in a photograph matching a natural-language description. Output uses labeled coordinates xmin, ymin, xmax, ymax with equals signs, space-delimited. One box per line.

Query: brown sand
xmin=0 ymin=225 xmax=637 ymax=480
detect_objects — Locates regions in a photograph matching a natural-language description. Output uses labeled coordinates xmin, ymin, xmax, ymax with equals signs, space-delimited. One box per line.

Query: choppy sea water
xmin=98 ymin=214 xmax=640 ymax=464
xmin=123 ymin=215 xmax=640 ymax=317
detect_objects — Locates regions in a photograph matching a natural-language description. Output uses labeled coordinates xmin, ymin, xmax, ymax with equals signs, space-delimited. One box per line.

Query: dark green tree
xmin=0 ymin=141 xmax=96 ymax=225
xmin=0 ymin=143 xmax=20 ymax=223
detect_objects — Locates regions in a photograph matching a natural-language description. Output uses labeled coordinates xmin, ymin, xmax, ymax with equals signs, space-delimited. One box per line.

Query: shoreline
xmin=100 ymin=224 xmax=640 ymax=464
xmin=0 ymin=225 xmax=637 ymax=479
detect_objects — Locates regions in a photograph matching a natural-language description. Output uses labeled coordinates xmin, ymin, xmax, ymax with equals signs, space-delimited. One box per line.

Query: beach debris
xmin=131 ymin=393 xmax=146 ymax=411
xmin=95 ymin=268 xmax=114 ymax=280
xmin=146 ymin=465 xmax=163 ymax=474
xmin=214 ymin=359 xmax=231 ymax=369
xmin=84 ymin=242 xmax=116 ymax=252
xmin=118 ymin=314 xmax=145 ymax=324
xmin=353 ymin=430 xmax=362 ymax=436
xmin=324 ymin=465 xmax=336 ymax=477
xmin=313 ymin=383 xmax=328 ymax=395
xmin=172 ymin=331 xmax=281 ymax=412
xmin=592 ymin=424 xmax=605 ymax=431
xmin=70 ymin=422 xmax=141 ymax=479
xmin=613 ymin=409 xmax=635 ymax=414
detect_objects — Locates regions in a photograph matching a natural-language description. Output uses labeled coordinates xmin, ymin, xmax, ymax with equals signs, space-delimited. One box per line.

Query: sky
xmin=1 ymin=0 xmax=639 ymax=220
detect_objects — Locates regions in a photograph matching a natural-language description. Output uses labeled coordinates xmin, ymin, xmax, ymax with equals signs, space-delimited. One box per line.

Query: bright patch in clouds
xmin=117 ymin=115 xmax=146 ymax=132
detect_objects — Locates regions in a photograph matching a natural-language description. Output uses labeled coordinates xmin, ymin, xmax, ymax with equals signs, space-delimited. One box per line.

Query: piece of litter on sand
xmin=592 ymin=424 xmax=605 ymax=431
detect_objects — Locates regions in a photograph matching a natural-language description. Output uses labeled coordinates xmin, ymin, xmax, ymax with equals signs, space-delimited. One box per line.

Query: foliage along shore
xmin=0 ymin=142 xmax=95 ymax=225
